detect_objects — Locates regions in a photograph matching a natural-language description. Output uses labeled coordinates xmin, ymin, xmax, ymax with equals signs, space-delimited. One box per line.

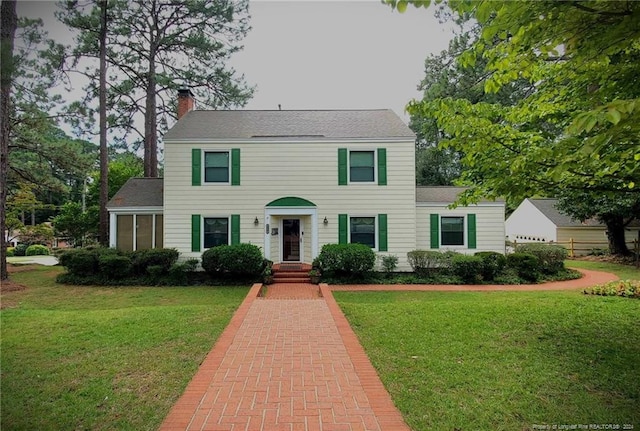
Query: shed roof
xmin=528 ymin=198 xmax=602 ymax=227
xmin=106 ymin=177 xmax=163 ymax=209
xmin=163 ymin=109 xmax=415 ymax=141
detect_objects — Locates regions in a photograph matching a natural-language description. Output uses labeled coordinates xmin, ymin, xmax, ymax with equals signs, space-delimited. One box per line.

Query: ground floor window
xmin=350 ymin=216 xmax=376 ymax=248
xmin=204 ymin=217 xmax=229 ymax=248
xmin=441 ymin=216 xmax=464 ymax=246
xmin=116 ymin=214 xmax=163 ymax=251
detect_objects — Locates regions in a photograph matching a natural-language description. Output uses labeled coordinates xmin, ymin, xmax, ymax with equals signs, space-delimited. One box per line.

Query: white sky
xmin=18 ymin=0 xmax=454 ymax=124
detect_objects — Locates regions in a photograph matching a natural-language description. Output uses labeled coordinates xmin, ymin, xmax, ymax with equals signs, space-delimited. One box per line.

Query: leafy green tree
xmin=86 ymin=151 xmax=144 ymax=207
xmin=58 ymin=0 xmax=254 ymax=177
xmin=391 ymin=0 xmax=640 ymax=255
xmin=52 ymin=202 xmax=98 ymax=247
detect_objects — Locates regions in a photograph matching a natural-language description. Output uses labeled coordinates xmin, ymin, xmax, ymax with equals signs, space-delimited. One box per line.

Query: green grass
xmin=566 ymin=259 xmax=640 ymax=280
xmin=1 ymin=266 xmax=249 ymax=431
xmin=335 ymin=262 xmax=640 ymax=431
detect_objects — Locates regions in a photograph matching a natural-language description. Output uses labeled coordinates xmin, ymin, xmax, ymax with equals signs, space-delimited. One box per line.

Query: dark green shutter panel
xmin=378 ymin=214 xmax=388 ymax=251
xmin=231 ymin=148 xmax=241 ymax=186
xmin=191 ymin=149 xmax=201 ymax=186
xmin=191 ymin=214 xmax=201 ymax=252
xmin=338 ymin=148 xmax=348 ymax=185
xmin=231 ymin=214 xmax=240 ymax=245
xmin=430 ymin=214 xmax=439 ymax=249
xmin=338 ymin=214 xmax=348 ymax=244
xmin=377 ymin=148 xmax=387 ymax=186
xmin=467 ymin=214 xmax=477 ymax=249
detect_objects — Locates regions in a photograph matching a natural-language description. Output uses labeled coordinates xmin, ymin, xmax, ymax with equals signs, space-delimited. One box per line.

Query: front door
xmin=282 ymin=219 xmax=301 ymax=261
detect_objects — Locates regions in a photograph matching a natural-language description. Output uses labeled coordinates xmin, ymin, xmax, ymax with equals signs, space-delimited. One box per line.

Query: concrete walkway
xmin=159 ymin=268 xmax=618 ymax=431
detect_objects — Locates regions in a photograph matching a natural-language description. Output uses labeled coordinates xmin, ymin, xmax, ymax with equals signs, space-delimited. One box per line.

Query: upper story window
xmin=441 ymin=216 xmax=464 ymax=246
xmin=204 ymin=151 xmax=230 ymax=183
xmin=349 ymin=151 xmax=375 ymax=182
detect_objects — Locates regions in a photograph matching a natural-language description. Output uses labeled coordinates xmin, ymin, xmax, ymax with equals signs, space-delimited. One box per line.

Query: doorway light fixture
xmin=254 ymin=217 xmax=259 ymax=226
xmin=323 ymin=217 xmax=328 ymax=225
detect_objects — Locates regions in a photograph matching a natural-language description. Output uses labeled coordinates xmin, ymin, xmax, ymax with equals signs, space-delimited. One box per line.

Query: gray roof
xmin=107 ymin=178 xmax=163 ymax=209
xmin=528 ymin=199 xmax=602 ymax=227
xmin=416 ymin=186 xmax=504 ymax=203
xmin=163 ymin=109 xmax=415 ymax=141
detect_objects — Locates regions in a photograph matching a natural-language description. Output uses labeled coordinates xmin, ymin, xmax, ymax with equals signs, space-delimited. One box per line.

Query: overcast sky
xmin=18 ymin=0 xmax=454 ymax=123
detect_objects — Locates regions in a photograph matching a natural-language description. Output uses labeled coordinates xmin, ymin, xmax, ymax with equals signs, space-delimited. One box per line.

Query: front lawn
xmin=0 ymin=266 xmax=248 ymax=431
xmin=334 ymin=262 xmax=640 ymax=431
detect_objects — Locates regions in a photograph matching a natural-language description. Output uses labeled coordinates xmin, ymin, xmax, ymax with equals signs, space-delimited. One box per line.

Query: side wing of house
xmin=505 ymin=198 xmax=558 ymax=243
xmin=415 ymin=187 xmax=505 ymax=254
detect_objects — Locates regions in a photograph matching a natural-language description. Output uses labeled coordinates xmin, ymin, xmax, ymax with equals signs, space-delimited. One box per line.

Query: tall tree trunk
xmin=98 ymin=0 xmax=109 ymax=246
xmin=0 ymin=0 xmax=17 ymax=281
xmin=143 ymin=0 xmax=158 ymax=178
xmin=603 ymin=215 xmax=631 ymax=256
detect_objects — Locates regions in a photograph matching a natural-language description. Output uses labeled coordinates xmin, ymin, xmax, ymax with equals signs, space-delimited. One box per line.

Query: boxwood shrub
xmin=58 ymin=248 xmax=100 ymax=276
xmin=506 ymin=252 xmax=540 ymax=282
xmin=13 ymin=243 xmax=28 ymax=257
xmin=316 ymin=243 xmax=376 ymax=277
xmin=451 ymin=254 xmax=484 ymax=284
xmin=98 ymin=253 xmax=132 ymax=279
xmin=6 ymin=247 xmax=15 ymax=257
xmin=130 ymin=248 xmax=179 ymax=276
xmin=25 ymin=244 xmax=50 ymax=256
xmin=474 ymin=251 xmax=507 ymax=281
xmin=201 ymin=243 xmax=263 ymax=279
xmin=515 ymin=243 xmax=567 ymax=275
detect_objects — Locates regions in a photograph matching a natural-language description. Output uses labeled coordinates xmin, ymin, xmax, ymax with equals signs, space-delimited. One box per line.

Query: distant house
xmin=505 ymin=198 xmax=640 ymax=255
xmin=107 ymin=90 xmax=506 ymax=270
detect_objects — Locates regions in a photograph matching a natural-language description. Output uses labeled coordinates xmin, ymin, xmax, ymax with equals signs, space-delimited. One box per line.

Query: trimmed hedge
xmin=130 ymin=248 xmax=180 ymax=276
xmin=201 ymin=243 xmax=263 ymax=279
xmin=515 ymin=243 xmax=567 ymax=275
xmin=316 ymin=243 xmax=376 ymax=277
xmin=98 ymin=254 xmax=132 ymax=279
xmin=14 ymin=244 xmax=28 ymax=257
xmin=506 ymin=252 xmax=540 ymax=282
xmin=25 ymin=244 xmax=50 ymax=256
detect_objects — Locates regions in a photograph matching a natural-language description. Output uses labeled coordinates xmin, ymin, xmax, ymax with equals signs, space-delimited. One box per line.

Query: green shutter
xmin=231 ymin=214 xmax=240 ymax=244
xmin=430 ymin=214 xmax=439 ymax=249
xmin=378 ymin=214 xmax=388 ymax=251
xmin=231 ymin=148 xmax=240 ymax=186
xmin=191 ymin=214 xmax=201 ymax=252
xmin=191 ymin=149 xmax=201 ymax=186
xmin=338 ymin=214 xmax=348 ymax=244
xmin=377 ymin=148 xmax=387 ymax=186
xmin=338 ymin=148 xmax=348 ymax=185
xmin=467 ymin=214 xmax=477 ymax=249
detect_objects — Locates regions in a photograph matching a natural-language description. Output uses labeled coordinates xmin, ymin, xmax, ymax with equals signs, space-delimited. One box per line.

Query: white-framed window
xmin=203 ymin=217 xmax=229 ymax=248
xmin=441 ymin=216 xmax=464 ymax=246
xmin=350 ymin=216 xmax=376 ymax=248
xmin=204 ymin=151 xmax=230 ymax=183
xmin=349 ymin=150 xmax=376 ymax=183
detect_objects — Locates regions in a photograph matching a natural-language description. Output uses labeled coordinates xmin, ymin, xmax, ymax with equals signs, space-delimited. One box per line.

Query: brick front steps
xmin=272 ymin=263 xmax=312 ymax=284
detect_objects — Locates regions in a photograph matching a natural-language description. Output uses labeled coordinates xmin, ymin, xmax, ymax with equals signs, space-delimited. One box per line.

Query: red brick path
xmin=158 ymin=282 xmax=409 ymax=431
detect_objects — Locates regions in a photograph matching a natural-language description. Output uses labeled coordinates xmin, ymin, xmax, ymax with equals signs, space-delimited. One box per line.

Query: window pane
xmin=441 ymin=217 xmax=464 ymax=246
xmin=350 ymin=151 xmax=375 ymax=182
xmin=116 ymin=215 xmax=133 ymax=251
xmin=350 ymin=217 xmax=375 ymax=248
xmin=204 ymin=152 xmax=229 ymax=182
xmin=136 ymin=215 xmax=153 ymax=250
xmin=204 ymin=217 xmax=228 ymax=248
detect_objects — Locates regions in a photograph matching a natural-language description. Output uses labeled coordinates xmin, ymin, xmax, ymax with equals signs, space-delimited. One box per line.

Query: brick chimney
xmin=177 ymin=88 xmax=195 ymax=119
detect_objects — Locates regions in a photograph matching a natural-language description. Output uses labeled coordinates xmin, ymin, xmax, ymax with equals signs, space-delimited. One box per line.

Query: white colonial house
xmin=107 ymin=90 xmax=505 ymax=270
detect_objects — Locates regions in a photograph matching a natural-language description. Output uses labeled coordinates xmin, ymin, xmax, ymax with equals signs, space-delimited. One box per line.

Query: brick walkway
xmin=159 ymin=268 xmax=618 ymax=431
xmin=158 ymin=283 xmax=409 ymax=431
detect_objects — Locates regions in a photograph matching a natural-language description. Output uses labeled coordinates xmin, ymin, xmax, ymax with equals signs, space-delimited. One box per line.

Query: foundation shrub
xmin=407 ymin=250 xmax=455 ymax=275
xmin=317 ymin=243 xmax=376 ymax=277
xmin=475 ymin=251 xmax=507 ymax=281
xmin=130 ymin=248 xmax=179 ymax=276
xmin=451 ymin=254 xmax=484 ymax=284
xmin=506 ymin=252 xmax=540 ymax=282
xmin=201 ymin=243 xmax=263 ymax=279
xmin=98 ymin=254 xmax=132 ymax=279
